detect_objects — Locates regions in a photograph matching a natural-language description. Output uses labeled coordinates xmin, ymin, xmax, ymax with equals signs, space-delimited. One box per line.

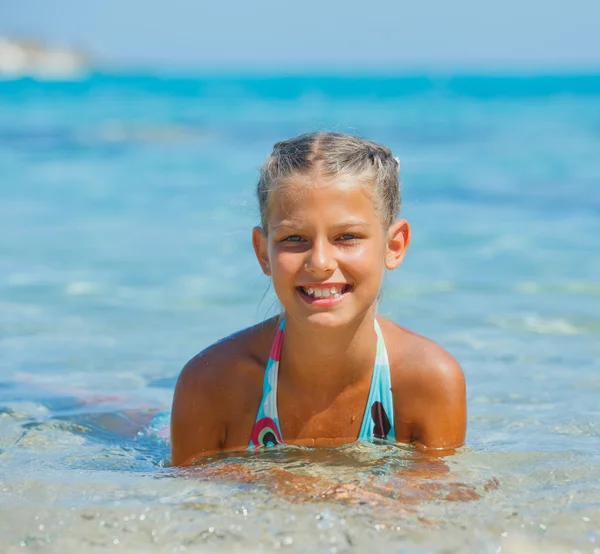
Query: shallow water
xmin=1 ymin=73 xmax=599 ymax=553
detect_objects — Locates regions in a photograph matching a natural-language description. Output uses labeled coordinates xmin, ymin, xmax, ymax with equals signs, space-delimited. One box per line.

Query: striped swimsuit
xmin=249 ymin=318 xmax=396 ymax=449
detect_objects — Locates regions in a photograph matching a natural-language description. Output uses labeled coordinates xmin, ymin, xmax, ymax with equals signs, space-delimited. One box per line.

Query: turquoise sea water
xmin=1 ymin=73 xmax=599 ymax=552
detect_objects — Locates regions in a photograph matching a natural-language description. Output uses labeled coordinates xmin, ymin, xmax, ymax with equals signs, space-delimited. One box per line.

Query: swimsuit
xmin=147 ymin=318 xmax=396 ymax=449
xmin=249 ymin=318 xmax=396 ymax=449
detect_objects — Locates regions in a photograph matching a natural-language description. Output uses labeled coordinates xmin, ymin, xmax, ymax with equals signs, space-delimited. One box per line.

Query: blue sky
xmin=2 ymin=0 xmax=599 ymax=70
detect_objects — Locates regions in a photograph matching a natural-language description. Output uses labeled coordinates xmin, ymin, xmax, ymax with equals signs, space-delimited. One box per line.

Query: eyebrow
xmin=272 ymin=220 xmax=372 ymax=231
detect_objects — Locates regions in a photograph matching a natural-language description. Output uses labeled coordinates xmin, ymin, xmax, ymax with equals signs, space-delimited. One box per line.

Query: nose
xmin=305 ymin=237 xmax=336 ymax=275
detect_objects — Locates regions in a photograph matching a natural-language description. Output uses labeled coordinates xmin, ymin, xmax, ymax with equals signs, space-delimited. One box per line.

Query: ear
xmin=252 ymin=226 xmax=271 ymax=276
xmin=385 ymin=219 xmax=410 ymax=270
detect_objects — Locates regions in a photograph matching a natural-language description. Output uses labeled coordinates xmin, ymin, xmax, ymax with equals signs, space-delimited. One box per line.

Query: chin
xmin=294 ymin=306 xmax=376 ymax=330
xmin=304 ymin=312 xmax=350 ymax=328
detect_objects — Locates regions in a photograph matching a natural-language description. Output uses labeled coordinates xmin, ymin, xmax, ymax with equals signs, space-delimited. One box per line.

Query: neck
xmin=279 ymin=308 xmax=378 ymax=395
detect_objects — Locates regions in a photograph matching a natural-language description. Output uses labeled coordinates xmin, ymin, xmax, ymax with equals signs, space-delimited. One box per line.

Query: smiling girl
xmin=170 ymin=132 xmax=466 ymax=466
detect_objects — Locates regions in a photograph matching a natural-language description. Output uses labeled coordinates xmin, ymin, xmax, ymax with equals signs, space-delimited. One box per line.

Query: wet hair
xmin=257 ymin=132 xmax=401 ymax=231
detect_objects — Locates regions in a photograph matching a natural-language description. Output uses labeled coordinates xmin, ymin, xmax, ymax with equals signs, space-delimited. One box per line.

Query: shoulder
xmin=175 ymin=317 xmax=278 ymax=393
xmin=170 ymin=318 xmax=279 ymax=464
xmin=378 ymin=316 xmax=464 ymax=388
xmin=377 ymin=317 xmax=466 ymax=450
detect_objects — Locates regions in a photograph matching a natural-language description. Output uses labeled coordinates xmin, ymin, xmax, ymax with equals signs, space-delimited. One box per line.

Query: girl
xmin=170 ymin=132 xmax=466 ymax=466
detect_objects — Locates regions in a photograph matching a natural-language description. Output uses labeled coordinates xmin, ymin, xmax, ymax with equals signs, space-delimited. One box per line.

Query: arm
xmin=411 ymin=353 xmax=467 ymax=452
xmin=170 ymin=355 xmax=226 ymax=466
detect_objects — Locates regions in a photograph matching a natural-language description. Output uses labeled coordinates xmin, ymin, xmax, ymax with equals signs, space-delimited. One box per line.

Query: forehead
xmin=268 ymin=175 xmax=378 ymax=226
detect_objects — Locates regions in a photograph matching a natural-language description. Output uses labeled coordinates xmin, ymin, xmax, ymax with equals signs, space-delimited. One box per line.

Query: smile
xmin=296 ymin=284 xmax=352 ymax=305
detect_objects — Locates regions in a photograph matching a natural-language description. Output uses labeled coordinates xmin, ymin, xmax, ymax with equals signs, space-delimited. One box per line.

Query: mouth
xmin=296 ymin=284 xmax=352 ymax=305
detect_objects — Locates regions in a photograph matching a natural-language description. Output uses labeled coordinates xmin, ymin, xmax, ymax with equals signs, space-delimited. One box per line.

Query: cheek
xmin=341 ymin=243 xmax=386 ymax=272
xmin=270 ymin=249 xmax=302 ymax=279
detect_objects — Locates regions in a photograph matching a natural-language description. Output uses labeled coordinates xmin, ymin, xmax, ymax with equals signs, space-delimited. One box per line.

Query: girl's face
xmin=253 ymin=176 xmax=410 ymax=328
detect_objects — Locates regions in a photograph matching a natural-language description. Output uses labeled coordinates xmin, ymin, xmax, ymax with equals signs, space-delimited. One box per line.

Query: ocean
xmin=0 ymin=73 xmax=599 ymax=553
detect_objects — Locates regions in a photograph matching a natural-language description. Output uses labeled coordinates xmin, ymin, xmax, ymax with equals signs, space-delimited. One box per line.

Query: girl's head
xmin=253 ymin=132 xmax=409 ymax=327
xmin=257 ymin=132 xmax=401 ymax=232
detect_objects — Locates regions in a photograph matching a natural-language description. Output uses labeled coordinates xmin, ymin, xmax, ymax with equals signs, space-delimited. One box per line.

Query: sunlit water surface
xmin=1 ymin=74 xmax=599 ymax=553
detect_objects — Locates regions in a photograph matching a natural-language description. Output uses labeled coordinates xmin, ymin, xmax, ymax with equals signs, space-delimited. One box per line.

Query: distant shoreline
xmin=0 ymin=36 xmax=89 ymax=79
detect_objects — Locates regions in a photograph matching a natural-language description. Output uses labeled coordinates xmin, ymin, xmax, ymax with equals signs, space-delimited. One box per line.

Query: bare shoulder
xmin=170 ymin=318 xmax=279 ymax=465
xmin=175 ymin=317 xmax=277 ymax=393
xmin=377 ymin=317 xmax=466 ymax=450
xmin=378 ymin=316 xmax=464 ymax=387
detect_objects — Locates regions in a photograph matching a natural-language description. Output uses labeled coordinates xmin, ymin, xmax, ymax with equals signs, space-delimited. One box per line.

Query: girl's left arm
xmin=410 ymin=353 xmax=467 ymax=452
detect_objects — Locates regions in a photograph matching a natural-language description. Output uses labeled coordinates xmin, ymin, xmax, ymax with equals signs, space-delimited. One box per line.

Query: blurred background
xmin=1 ymin=1 xmax=599 ymax=552
xmin=2 ymin=0 xmax=600 ymax=71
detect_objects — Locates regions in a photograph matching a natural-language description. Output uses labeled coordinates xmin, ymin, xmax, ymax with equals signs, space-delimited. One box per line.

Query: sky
xmin=1 ymin=0 xmax=600 ymax=71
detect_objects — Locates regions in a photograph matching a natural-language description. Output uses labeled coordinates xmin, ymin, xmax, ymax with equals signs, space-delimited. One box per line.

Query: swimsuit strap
xmin=248 ymin=318 xmax=285 ymax=448
xmin=357 ymin=319 xmax=396 ymax=441
xmin=248 ymin=318 xmax=396 ymax=449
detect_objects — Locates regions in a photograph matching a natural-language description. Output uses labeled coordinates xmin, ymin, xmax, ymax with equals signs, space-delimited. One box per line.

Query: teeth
xmin=302 ymin=286 xmax=346 ymax=298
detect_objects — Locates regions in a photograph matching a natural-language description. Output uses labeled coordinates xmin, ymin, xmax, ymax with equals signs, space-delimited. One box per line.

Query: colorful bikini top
xmin=249 ymin=318 xmax=396 ymax=449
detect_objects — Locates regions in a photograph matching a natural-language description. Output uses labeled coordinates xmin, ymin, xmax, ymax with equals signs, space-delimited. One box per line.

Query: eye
xmin=337 ymin=234 xmax=359 ymax=241
xmin=280 ymin=234 xmax=305 ymax=243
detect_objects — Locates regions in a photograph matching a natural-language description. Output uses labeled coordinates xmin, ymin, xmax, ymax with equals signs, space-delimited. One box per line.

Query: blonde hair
xmin=257 ymin=132 xmax=401 ymax=231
